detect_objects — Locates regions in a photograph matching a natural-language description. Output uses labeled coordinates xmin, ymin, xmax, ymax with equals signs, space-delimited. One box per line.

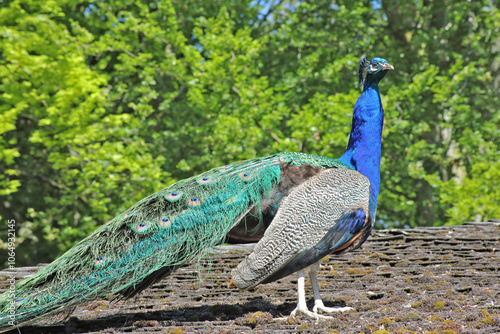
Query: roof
xmin=1 ymin=221 xmax=499 ymax=333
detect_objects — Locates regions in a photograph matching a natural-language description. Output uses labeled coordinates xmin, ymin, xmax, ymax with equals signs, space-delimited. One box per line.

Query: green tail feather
xmin=0 ymin=152 xmax=348 ymax=328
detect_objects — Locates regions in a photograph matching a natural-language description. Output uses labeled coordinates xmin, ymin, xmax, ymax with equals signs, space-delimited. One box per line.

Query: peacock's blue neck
xmin=339 ymin=82 xmax=384 ymax=213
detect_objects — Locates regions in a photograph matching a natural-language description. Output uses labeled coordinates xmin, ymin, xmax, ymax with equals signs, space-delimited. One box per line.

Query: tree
xmin=0 ymin=0 xmax=165 ymax=265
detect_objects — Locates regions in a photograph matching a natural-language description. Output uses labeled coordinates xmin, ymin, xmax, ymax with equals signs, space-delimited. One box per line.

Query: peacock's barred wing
xmin=231 ymin=168 xmax=371 ymax=289
xmin=0 ymin=152 xmax=350 ymax=328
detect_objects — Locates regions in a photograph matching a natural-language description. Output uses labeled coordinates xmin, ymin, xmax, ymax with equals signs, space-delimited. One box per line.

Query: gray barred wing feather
xmin=231 ymin=168 xmax=371 ymax=289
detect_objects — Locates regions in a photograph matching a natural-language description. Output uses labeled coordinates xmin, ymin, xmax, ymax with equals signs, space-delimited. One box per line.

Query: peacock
xmin=0 ymin=57 xmax=393 ymax=329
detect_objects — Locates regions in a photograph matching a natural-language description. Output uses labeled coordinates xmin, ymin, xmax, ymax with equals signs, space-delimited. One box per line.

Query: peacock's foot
xmin=313 ymin=300 xmax=355 ymax=314
xmin=313 ymin=304 xmax=355 ymax=314
xmin=276 ymin=306 xmax=333 ymax=321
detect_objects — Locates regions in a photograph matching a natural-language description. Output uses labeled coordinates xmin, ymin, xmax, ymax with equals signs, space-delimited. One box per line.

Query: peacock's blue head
xmin=358 ymin=57 xmax=394 ymax=88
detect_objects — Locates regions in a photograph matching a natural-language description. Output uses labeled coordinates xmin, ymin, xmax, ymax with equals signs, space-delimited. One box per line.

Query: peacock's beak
xmin=382 ymin=63 xmax=394 ymax=71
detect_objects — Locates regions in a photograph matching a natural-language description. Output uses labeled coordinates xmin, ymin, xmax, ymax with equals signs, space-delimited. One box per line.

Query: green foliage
xmin=0 ymin=0 xmax=165 ymax=264
xmin=0 ymin=0 xmax=499 ymax=266
xmin=434 ymin=161 xmax=500 ymax=224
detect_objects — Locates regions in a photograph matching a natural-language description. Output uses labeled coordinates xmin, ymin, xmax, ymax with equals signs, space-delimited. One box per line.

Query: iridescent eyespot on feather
xmin=133 ymin=221 xmax=150 ymax=233
xmin=125 ymin=211 xmax=135 ymax=217
xmin=186 ymin=196 xmax=202 ymax=207
xmin=219 ymin=165 xmax=232 ymax=172
xmin=159 ymin=216 xmax=173 ymax=227
xmin=279 ymin=156 xmax=291 ymax=163
xmin=165 ymin=191 xmax=183 ymax=202
xmin=95 ymin=256 xmax=105 ymax=265
xmin=15 ymin=298 xmax=24 ymax=303
xmin=239 ymin=172 xmax=253 ymax=181
xmin=197 ymin=176 xmax=219 ymax=185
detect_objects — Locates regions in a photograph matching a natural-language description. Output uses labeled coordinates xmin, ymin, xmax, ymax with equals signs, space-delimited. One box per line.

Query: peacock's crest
xmin=358 ymin=57 xmax=368 ymax=89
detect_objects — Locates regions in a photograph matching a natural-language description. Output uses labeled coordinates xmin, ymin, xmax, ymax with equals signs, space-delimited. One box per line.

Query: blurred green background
xmin=1 ymin=0 xmax=499 ymax=267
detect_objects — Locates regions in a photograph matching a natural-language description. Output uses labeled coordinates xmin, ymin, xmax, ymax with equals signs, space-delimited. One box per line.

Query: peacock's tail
xmin=0 ymin=155 xmax=285 ymax=329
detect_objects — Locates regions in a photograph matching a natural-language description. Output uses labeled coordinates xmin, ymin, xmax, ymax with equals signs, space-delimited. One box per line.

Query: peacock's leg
xmin=287 ymin=269 xmax=332 ymax=320
xmin=308 ymin=262 xmax=355 ymax=314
